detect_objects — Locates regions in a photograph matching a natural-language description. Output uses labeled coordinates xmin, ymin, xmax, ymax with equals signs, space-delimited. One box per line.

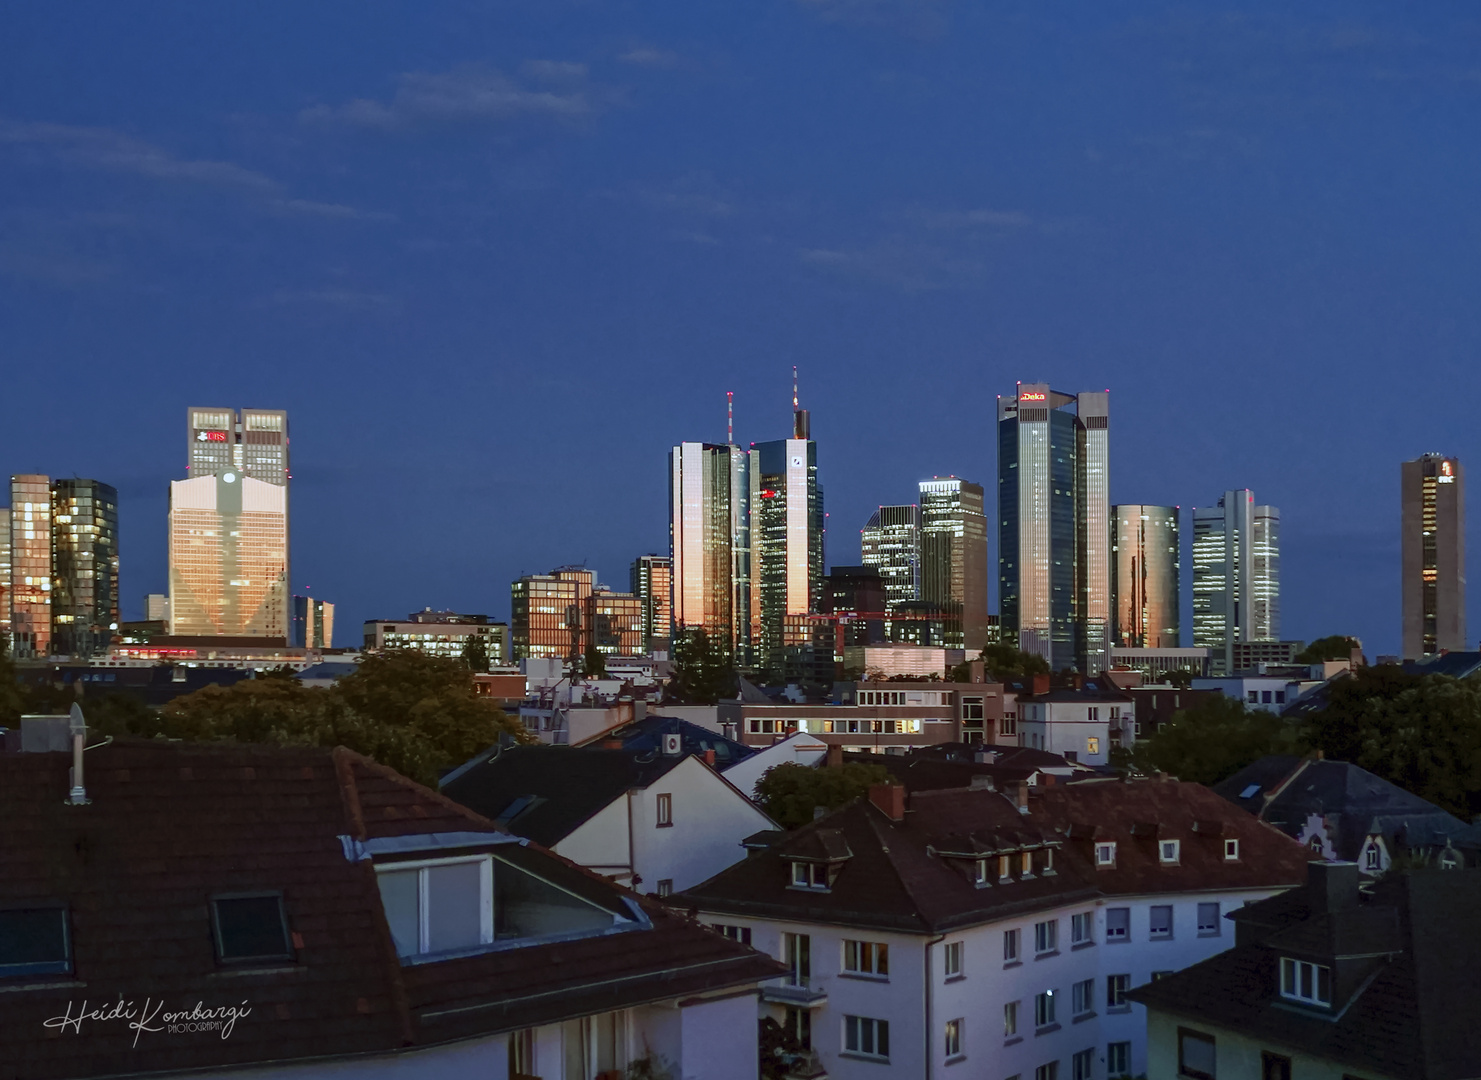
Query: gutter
xmin=924 ymin=931 xmax=945 ymax=1080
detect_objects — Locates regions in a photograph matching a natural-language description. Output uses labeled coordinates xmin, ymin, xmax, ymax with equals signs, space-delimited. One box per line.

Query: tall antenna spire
xmin=792 ymin=366 xmax=799 ymax=410
xmin=791 ymin=366 xmax=810 ymax=440
xmin=727 ymin=391 xmax=734 ymax=445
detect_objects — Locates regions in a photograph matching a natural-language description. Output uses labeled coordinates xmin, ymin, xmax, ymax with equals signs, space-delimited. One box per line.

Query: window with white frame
xmin=1160 ymin=839 xmax=1181 ymax=864
xmin=1224 ymin=838 xmax=1240 ymax=861
xmin=1000 ymin=715 xmax=1018 ymax=736
xmin=656 ymin=879 xmax=673 ymax=897
xmin=1086 ymin=737 xmax=1100 ymax=755
xmin=843 ymin=1015 xmax=889 ymax=1060
xmin=1105 ymin=907 xmax=1129 ymax=941
xmin=843 ymin=939 xmax=889 ymax=978
xmin=1004 ymin=928 xmax=1020 ymax=963
xmin=1071 ymin=978 xmax=1094 ymax=1017
xmin=1021 ymin=851 xmax=1035 ymax=877
xmin=1034 ymin=919 xmax=1057 ymax=954
xmin=376 ymin=855 xmax=493 ymax=959
xmin=999 ymin=855 xmax=1012 ymax=881
xmin=1034 ymin=990 xmax=1056 ymax=1028
xmin=790 ymin=861 xmax=829 ymax=890
xmin=975 ymin=858 xmax=990 ymax=886
xmin=1095 ymin=842 xmax=1116 ymax=867
xmin=1108 ymin=1040 xmax=1131 ymax=1077
xmin=945 ymin=1018 xmax=964 ymax=1059
xmin=1279 ymin=957 xmax=1332 ymax=1006
xmin=1179 ymin=1028 xmax=1217 ymax=1080
xmin=1363 ymin=838 xmax=1382 ymax=870
xmin=1150 ymin=904 xmax=1173 ymax=938
xmin=1036 ymin=1061 xmax=1059 ymax=1080
xmin=1004 ymin=1000 xmax=1019 ymax=1038
xmin=1072 ymin=1047 xmax=1094 ymax=1080
xmin=713 ymin=923 xmax=751 ymax=945
xmin=1197 ymin=902 xmax=1220 ymax=935
xmin=1088 ymin=707 xmax=1099 ymax=722
xmin=1107 ymin=973 xmax=1130 ymax=1008
xmin=656 ymin=792 xmax=673 ymax=826
xmin=944 ymin=940 xmax=963 ymax=979
xmin=1071 ymin=911 xmax=1093 ymax=945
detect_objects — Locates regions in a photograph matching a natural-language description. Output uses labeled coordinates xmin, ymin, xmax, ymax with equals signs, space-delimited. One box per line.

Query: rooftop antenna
xmin=792 ymin=366 xmax=810 ymax=440
xmin=792 ymin=366 xmax=799 ymax=411
xmin=727 ymin=391 xmax=734 ymax=445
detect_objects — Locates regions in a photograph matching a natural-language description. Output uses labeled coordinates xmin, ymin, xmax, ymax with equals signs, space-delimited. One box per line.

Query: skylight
xmin=1239 ymin=784 xmax=1261 ymax=799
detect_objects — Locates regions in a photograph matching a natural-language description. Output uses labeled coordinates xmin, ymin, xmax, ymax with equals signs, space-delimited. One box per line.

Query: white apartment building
xmin=677 ymin=777 xmax=1313 ymax=1080
xmin=1015 ymin=677 xmax=1136 ymax=767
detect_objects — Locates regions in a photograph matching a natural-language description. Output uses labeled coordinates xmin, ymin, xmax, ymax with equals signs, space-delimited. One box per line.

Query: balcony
xmin=761 ymin=980 xmax=828 ymax=1007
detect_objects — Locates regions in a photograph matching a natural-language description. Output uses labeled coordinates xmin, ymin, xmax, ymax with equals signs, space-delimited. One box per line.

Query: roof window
xmin=1159 ymin=839 xmax=1181 ymax=864
xmin=0 ymin=907 xmax=71 ymax=978
xmin=1095 ymin=842 xmax=1116 ymax=867
xmin=790 ymin=861 xmax=831 ymax=891
xmin=211 ymin=893 xmax=293 ymax=965
xmin=1279 ymin=957 xmax=1331 ymax=1006
xmin=378 ymin=856 xmax=493 ymax=959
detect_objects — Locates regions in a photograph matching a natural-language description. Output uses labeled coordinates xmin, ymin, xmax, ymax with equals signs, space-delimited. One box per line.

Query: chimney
xmin=1029 ymin=673 xmax=1050 ymax=696
xmin=1308 ymin=861 xmax=1360 ymax=913
xmin=602 ymin=738 xmax=623 ymax=750
xmin=702 ymin=748 xmax=716 ymax=767
xmin=66 ymin=704 xmax=89 ymax=806
xmin=868 ymin=783 xmax=906 ymax=822
xmin=826 ymin=743 xmax=844 ymax=769
xmin=1011 ymin=780 xmax=1031 ymax=813
xmin=634 ymin=699 xmax=647 ymax=722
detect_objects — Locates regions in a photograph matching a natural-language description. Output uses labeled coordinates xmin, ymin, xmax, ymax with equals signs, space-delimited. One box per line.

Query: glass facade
xmin=919 ymin=478 xmax=988 ymax=651
xmin=997 ymin=386 xmax=1110 ymax=672
xmin=169 ymin=473 xmax=290 ymax=638
xmin=750 ymin=435 xmax=824 ymax=677
xmin=51 ymin=479 xmax=120 ymax=659
xmin=669 ymin=442 xmax=749 ymax=659
xmin=188 ymin=407 xmax=289 ymax=485
xmin=511 ymin=567 xmax=592 ymax=661
xmin=365 ymin=615 xmax=508 ymax=664
xmin=0 ymin=511 xmax=10 ymax=638
xmin=9 ymin=475 xmax=54 ymax=658
xmin=629 ymin=554 xmax=673 ymax=653
xmin=860 ymin=504 xmax=920 ymax=613
xmin=1111 ymin=504 xmax=1180 ymax=648
xmin=1192 ymin=490 xmax=1280 ymax=675
xmin=291 ymin=595 xmax=335 ymax=649
xmin=1402 ymin=454 xmax=1465 ymax=658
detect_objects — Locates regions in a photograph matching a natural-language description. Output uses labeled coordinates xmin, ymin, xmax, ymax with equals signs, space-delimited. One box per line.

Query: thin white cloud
xmin=619 ymin=47 xmax=681 ymax=69
xmin=0 ymin=119 xmax=278 ymax=190
xmin=273 ymin=198 xmax=396 ymax=222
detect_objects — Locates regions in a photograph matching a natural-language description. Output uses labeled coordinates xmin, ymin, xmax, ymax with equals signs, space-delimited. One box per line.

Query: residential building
xmin=8 ymin=474 xmax=53 ymax=658
xmin=1015 ymin=674 xmax=1135 ymax=766
xmin=1230 ymin=639 xmax=1303 ymax=671
xmin=722 ymin=730 xmax=831 ymax=799
xmin=441 ymin=736 xmax=774 ymax=895
xmin=997 ymin=384 xmax=1111 ymax=673
xmin=860 ymin=504 xmax=921 ymax=613
xmin=290 ymin=594 xmax=334 ymax=648
xmin=1192 ymin=490 xmax=1280 ymax=676
xmin=1132 ymin=862 xmax=1481 ymax=1080
xmin=750 ymin=395 xmax=825 ymax=679
xmin=364 ymin=609 xmax=510 ymax=666
xmin=1111 ymin=504 xmax=1179 ymax=648
xmin=677 ymin=776 xmax=1312 ymax=1080
xmin=510 ymin=566 xmax=593 ymax=661
xmin=630 ymin=553 xmax=673 ymax=653
xmin=0 ymin=736 xmax=781 ymax=1080
xmin=670 ymin=442 xmax=751 ymax=659
xmin=1214 ymin=755 xmax=1481 ymax=872
xmin=919 ymin=478 xmax=989 ymax=651
xmin=1123 ymin=685 xmax=1221 ymax=738
xmin=168 ymin=471 xmax=290 ymax=638
xmin=1193 ymin=674 xmax=1319 ymax=714
xmin=1401 ymin=453 xmax=1466 ymax=659
xmin=1110 ymin=646 xmax=1210 ymax=680
xmin=849 ymin=742 xmax=1085 ymax=794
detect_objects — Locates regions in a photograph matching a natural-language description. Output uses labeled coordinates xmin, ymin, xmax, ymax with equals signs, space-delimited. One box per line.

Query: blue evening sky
xmin=4 ymin=2 xmax=1480 ymax=656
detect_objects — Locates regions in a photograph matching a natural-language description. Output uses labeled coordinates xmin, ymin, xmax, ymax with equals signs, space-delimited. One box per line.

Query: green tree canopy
xmin=1295 ymin=635 xmax=1363 ymax=665
xmin=667 ymin=628 xmax=736 ymax=705
xmin=754 ymin=761 xmax=894 ymax=829
xmin=582 ymin=644 xmax=607 ymax=679
xmin=1125 ymin=694 xmax=1298 ymax=786
xmin=461 ymin=633 xmax=490 ymax=673
xmin=979 ymin=643 xmax=1051 ymax=683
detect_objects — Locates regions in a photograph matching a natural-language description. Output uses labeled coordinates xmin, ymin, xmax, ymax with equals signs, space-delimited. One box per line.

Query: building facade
xmin=168 ymin=472 xmax=290 ymax=638
xmin=750 ymin=405 xmax=824 ymax=678
xmin=290 ymin=595 xmax=335 ymax=649
xmin=919 ymin=478 xmax=990 ymax=652
xmin=187 ymin=406 xmax=289 ymax=484
xmin=629 ymin=553 xmax=673 ymax=654
xmin=1192 ymin=491 xmax=1280 ymax=676
xmin=8 ymin=475 xmax=53 ymax=658
xmin=511 ymin=566 xmax=593 ymax=661
xmin=997 ymin=385 xmax=1111 ymax=673
xmin=1401 ymin=453 xmax=1465 ymax=659
xmin=1111 ymin=504 xmax=1179 ymax=649
xmin=670 ymin=442 xmax=751 ymax=659
xmin=860 ymin=504 xmax=921 ymax=615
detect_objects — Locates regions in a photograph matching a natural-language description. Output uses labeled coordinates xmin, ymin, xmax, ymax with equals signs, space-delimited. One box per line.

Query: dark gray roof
xmin=573 ymin=713 xmax=753 ymax=767
xmin=1404 ymin=651 xmax=1481 ymax=679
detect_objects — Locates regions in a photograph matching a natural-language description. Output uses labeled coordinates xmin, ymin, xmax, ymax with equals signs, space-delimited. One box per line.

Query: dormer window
xmin=1020 ymin=851 xmax=1034 ymax=878
xmin=790 ymin=862 xmax=830 ymax=891
xmin=0 ymin=907 xmax=71 ymax=977
xmin=974 ymin=859 xmax=990 ymax=887
xmin=1095 ymin=842 xmax=1116 ymax=867
xmin=1279 ymin=958 xmax=1332 ymax=1006
xmin=1224 ymin=838 xmax=1240 ymax=861
xmin=998 ymin=855 xmax=1012 ymax=881
xmin=377 ymin=856 xmax=493 ymax=959
xmin=1159 ymin=839 xmax=1181 ymax=864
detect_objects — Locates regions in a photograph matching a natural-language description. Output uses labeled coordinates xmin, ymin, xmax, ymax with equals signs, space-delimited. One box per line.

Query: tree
xmin=1295 ymin=635 xmax=1363 ymax=665
xmin=461 ymin=633 xmax=490 ymax=673
xmin=582 ymin=644 xmax=607 ymax=679
xmin=1301 ymin=668 xmax=1481 ymax=819
xmin=1162 ymin=669 xmax=1197 ymax=690
xmin=754 ymin=761 xmax=894 ymax=829
xmin=979 ymin=643 xmax=1050 ymax=683
xmin=0 ymin=634 xmax=25 ymax=727
xmin=668 ymin=628 xmax=736 ymax=705
xmin=1127 ymin=694 xmax=1298 ymax=786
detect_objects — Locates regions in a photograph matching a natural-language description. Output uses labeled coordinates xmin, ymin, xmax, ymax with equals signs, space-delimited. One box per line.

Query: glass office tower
xmin=8 ymin=475 xmax=54 ymax=659
xmin=169 ymin=472 xmax=290 ymax=638
xmin=1401 ymin=454 xmax=1464 ymax=659
xmin=919 ymin=478 xmax=989 ymax=652
xmin=750 ymin=407 xmax=824 ymax=677
xmin=860 ymin=505 xmax=921 ymax=612
xmin=51 ymin=479 xmax=120 ymax=659
xmin=188 ymin=407 xmax=289 ymax=484
xmin=1192 ymin=490 xmax=1280 ymax=675
xmin=669 ymin=442 xmax=751 ymax=661
xmin=997 ymin=385 xmax=1111 ymax=673
xmin=1111 ymin=504 xmax=1180 ymax=648
xmin=629 ymin=554 xmax=673 ymax=654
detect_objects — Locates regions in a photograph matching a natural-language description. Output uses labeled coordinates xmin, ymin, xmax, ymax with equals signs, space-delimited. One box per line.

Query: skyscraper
xmin=1192 ymin=490 xmax=1280 ymax=675
xmin=860 ymin=505 xmax=920 ymax=613
xmin=629 ymin=554 xmax=673 ymax=654
xmin=669 ymin=442 xmax=750 ymax=659
xmin=172 ymin=408 xmax=290 ymax=639
xmin=9 ymin=475 xmax=55 ymax=659
xmin=51 ymin=479 xmax=119 ymax=659
xmin=997 ymin=384 xmax=1111 ymax=672
xmin=750 ymin=389 xmax=824 ymax=677
xmin=919 ymin=478 xmax=989 ymax=651
xmin=0 ymin=504 xmax=12 ymax=641
xmin=1111 ymin=504 xmax=1180 ymax=648
xmin=1401 ymin=454 xmax=1465 ymax=659
xmin=511 ymin=567 xmax=593 ymax=662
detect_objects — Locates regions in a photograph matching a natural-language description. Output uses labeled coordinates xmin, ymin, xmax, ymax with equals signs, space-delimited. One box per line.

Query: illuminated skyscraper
xmin=1402 ymin=454 xmax=1465 ymax=659
xmin=919 ymin=478 xmax=989 ymax=651
xmin=51 ymin=479 xmax=119 ymax=659
xmin=188 ymin=407 xmax=289 ymax=484
xmin=861 ymin=505 xmax=920 ymax=610
xmin=169 ymin=472 xmax=290 ymax=638
xmin=511 ymin=567 xmax=593 ymax=662
xmin=8 ymin=475 xmax=54 ymax=659
xmin=997 ymin=384 xmax=1110 ymax=672
xmin=0 ymin=509 xmax=11 ymax=641
xmin=629 ymin=554 xmax=673 ymax=654
xmin=1192 ymin=490 xmax=1279 ymax=675
xmin=1111 ymin=504 xmax=1180 ymax=648
xmin=750 ymin=389 xmax=824 ymax=677
xmin=669 ymin=442 xmax=750 ymax=659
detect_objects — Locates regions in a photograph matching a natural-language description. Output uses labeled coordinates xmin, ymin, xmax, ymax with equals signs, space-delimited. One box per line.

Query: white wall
xmin=1144 ymin=1010 xmax=1399 ymax=1080
xmin=722 ymin=732 xmax=829 ymax=799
